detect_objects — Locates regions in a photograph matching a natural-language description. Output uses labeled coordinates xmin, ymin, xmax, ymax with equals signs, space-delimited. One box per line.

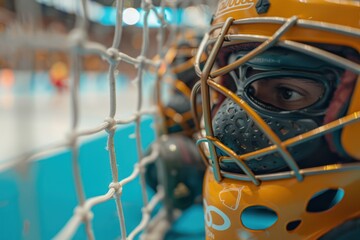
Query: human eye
xmin=246 ymin=78 xmax=324 ymax=111
xmin=276 ymin=86 xmax=304 ymax=102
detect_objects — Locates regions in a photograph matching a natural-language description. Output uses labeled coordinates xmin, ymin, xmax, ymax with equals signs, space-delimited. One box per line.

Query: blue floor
xmin=0 ymin=117 xmax=205 ymax=240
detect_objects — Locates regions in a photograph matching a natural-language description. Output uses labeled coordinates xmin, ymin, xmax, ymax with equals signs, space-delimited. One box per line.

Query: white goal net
xmin=0 ymin=0 xmax=215 ymax=239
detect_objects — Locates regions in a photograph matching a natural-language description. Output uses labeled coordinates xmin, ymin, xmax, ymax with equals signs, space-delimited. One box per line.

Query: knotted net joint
xmin=136 ymin=56 xmax=146 ymax=69
xmin=106 ymin=47 xmax=121 ymax=65
xmin=109 ymin=182 xmax=123 ymax=196
xmin=104 ymin=117 xmax=117 ymax=134
xmin=74 ymin=206 xmax=93 ymax=222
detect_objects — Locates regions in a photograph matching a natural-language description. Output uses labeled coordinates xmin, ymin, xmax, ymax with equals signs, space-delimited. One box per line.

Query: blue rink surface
xmin=0 ymin=117 xmax=205 ymax=240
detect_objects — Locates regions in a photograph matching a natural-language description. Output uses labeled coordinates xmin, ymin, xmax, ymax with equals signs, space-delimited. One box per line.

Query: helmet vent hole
xmin=241 ymin=205 xmax=278 ymax=230
xmin=227 ymin=107 xmax=235 ymax=114
xmin=286 ymin=220 xmax=302 ymax=231
xmin=306 ymin=188 xmax=344 ymax=213
xmin=292 ymin=122 xmax=301 ymax=131
xmin=280 ymin=128 xmax=289 ymax=135
xmin=236 ymin=118 xmax=245 ymax=128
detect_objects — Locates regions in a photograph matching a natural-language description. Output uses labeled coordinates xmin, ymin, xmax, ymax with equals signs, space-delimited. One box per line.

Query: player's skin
xmin=248 ymin=77 xmax=324 ymax=110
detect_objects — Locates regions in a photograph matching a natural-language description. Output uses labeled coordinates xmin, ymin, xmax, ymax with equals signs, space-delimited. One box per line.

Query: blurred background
xmin=0 ymin=0 xmax=212 ymax=77
xmin=0 ymin=0 xmax=214 ymax=162
xmin=0 ymin=1 xmax=216 ymax=239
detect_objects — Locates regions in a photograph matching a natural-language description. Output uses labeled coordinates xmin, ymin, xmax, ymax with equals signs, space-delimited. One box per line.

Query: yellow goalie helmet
xmin=192 ymin=0 xmax=360 ymax=239
xmin=156 ymin=31 xmax=206 ymax=136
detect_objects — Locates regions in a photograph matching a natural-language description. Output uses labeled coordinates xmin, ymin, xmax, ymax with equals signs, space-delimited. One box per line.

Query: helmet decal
xmin=219 ymin=186 xmax=244 ymax=210
xmin=215 ymin=0 xmax=255 ymax=19
xmin=204 ymin=199 xmax=231 ymax=231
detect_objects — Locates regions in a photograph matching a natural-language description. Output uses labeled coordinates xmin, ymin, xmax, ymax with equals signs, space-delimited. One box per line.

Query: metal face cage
xmin=192 ymin=16 xmax=360 ymax=185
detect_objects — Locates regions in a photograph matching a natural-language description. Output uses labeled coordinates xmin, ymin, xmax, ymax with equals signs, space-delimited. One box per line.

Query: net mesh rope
xmin=0 ymin=0 xmax=211 ymax=239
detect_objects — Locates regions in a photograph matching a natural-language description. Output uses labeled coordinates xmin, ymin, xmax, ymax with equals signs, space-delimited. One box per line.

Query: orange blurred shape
xmin=49 ymin=61 xmax=69 ymax=80
xmin=0 ymin=68 xmax=15 ymax=88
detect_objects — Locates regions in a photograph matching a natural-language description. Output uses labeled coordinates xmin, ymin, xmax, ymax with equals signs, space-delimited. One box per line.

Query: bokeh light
xmin=123 ymin=8 xmax=140 ymax=25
